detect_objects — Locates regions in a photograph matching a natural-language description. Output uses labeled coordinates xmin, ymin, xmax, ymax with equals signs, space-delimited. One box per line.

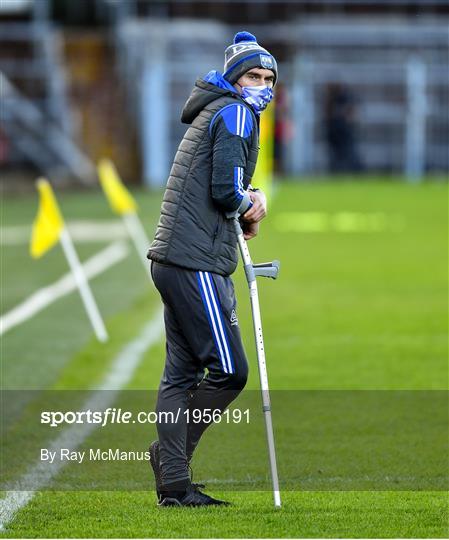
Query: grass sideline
xmin=1 ymin=179 xmax=448 ymax=538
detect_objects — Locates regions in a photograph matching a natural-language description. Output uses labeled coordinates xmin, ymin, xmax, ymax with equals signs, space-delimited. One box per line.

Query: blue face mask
xmin=240 ymin=85 xmax=274 ymax=114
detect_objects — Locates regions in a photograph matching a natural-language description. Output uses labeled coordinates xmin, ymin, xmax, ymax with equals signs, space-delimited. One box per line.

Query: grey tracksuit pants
xmin=150 ymin=261 xmax=248 ymax=489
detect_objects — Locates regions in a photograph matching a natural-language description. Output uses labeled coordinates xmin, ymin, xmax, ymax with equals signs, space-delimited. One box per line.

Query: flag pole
xmin=97 ymin=159 xmax=152 ymax=281
xmin=59 ymin=227 xmax=108 ymax=343
xmin=122 ymin=212 xmax=152 ymax=279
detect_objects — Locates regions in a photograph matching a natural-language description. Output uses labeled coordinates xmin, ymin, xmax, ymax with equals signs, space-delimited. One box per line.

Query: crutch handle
xmin=253 ymin=260 xmax=280 ymax=280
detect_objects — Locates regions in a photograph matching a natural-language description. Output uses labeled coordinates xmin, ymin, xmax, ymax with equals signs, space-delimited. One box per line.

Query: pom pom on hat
xmin=234 ymin=31 xmax=257 ymax=44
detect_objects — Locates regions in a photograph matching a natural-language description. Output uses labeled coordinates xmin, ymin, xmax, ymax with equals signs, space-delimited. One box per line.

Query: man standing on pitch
xmin=147 ymin=31 xmax=277 ymax=507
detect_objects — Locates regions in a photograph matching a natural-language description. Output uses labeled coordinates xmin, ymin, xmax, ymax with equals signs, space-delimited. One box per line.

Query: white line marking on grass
xmin=275 ymin=212 xmax=406 ymax=233
xmin=0 ymin=307 xmax=164 ymax=530
xmin=1 ymin=221 xmax=128 ymax=245
xmin=0 ymin=241 xmax=129 ymax=336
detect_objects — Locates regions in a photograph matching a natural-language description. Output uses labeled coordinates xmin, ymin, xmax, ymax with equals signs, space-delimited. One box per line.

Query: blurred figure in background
xmin=324 ymin=82 xmax=362 ymax=173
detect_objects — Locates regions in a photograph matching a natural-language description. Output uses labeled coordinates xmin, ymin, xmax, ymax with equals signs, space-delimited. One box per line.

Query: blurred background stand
xmin=285 ymin=17 xmax=448 ymax=181
xmin=1 ymin=72 xmax=95 ymax=184
xmin=0 ymin=0 xmax=448 ymax=187
xmin=0 ymin=0 xmax=96 ymax=185
xmin=115 ymin=18 xmax=228 ymax=188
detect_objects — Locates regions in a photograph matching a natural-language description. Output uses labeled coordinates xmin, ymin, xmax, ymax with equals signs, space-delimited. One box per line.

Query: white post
xmin=405 ymin=58 xmax=427 ymax=182
xmin=59 ymin=228 xmax=108 ymax=342
xmin=141 ymin=35 xmax=169 ymax=188
xmin=291 ymin=55 xmax=314 ymax=175
xmin=122 ymin=213 xmax=152 ymax=280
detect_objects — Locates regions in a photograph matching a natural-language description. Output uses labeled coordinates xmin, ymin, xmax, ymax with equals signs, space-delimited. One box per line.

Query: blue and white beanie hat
xmin=223 ymin=31 xmax=277 ymax=86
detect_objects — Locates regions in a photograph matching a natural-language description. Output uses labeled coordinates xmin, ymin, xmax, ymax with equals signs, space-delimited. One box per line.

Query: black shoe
xmin=158 ymin=484 xmax=230 ymax=507
xmin=148 ymin=440 xmax=162 ymax=500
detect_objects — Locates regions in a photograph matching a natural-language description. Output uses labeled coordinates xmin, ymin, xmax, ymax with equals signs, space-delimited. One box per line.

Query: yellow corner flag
xmin=30 ymin=178 xmax=64 ymax=259
xmin=97 ymin=159 xmax=137 ymax=215
xmin=252 ymin=100 xmax=275 ymax=202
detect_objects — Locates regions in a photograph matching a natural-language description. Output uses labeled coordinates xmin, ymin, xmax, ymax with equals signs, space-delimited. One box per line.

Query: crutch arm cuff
xmin=238 ymin=191 xmax=253 ymax=216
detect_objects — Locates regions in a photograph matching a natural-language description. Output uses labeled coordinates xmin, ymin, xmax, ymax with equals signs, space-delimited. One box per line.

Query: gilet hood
xmin=181 ymin=70 xmax=239 ymax=124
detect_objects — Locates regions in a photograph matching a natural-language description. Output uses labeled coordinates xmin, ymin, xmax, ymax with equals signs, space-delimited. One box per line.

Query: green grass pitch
xmin=1 ymin=178 xmax=447 ymax=538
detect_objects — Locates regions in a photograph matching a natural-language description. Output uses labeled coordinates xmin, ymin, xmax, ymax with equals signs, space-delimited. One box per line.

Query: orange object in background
xmin=63 ymin=32 xmax=140 ymax=184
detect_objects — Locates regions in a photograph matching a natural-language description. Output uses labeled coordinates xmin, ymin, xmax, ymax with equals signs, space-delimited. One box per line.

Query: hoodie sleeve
xmin=209 ymin=103 xmax=255 ymax=213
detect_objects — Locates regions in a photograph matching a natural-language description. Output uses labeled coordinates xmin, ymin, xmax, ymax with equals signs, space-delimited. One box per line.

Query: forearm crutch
xmin=230 ymin=216 xmax=281 ymax=509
